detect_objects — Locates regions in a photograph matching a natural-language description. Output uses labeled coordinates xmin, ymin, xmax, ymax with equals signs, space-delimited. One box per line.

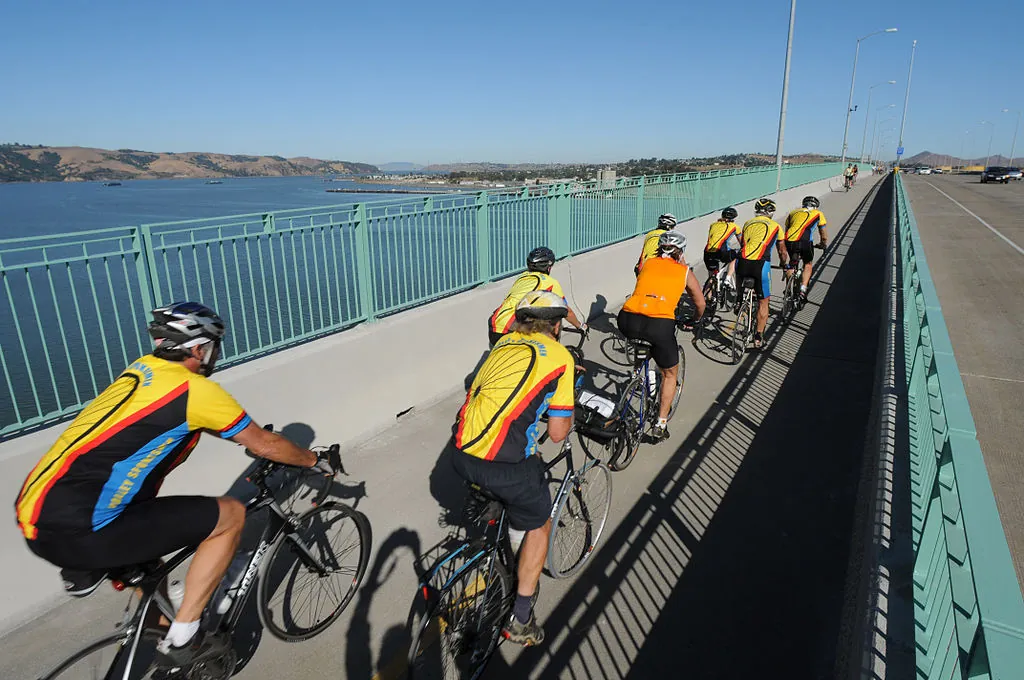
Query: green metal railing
xmin=1 ymin=162 xmax=846 ymax=436
xmin=895 ymin=172 xmax=1024 ymax=678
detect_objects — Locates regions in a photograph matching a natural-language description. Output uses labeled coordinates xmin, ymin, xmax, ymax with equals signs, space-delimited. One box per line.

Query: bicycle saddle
xmin=463 ymin=483 xmax=503 ymax=525
xmin=740 ymin=277 xmax=756 ymax=289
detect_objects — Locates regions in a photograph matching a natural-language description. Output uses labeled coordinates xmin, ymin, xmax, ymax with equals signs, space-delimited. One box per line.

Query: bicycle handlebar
xmin=244 ymin=424 xmax=344 ymax=505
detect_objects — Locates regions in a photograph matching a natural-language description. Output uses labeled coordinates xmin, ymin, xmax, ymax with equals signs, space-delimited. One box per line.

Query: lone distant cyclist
xmin=450 ymin=291 xmax=577 ymax=646
xmin=14 ymin=302 xmax=338 ymax=671
xmin=634 ymin=213 xmax=678 ymax=276
xmin=489 ymin=246 xmax=585 ymax=346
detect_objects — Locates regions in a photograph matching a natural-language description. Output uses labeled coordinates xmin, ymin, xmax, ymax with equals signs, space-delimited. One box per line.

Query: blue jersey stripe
xmin=91 ymin=422 xmax=191 ymax=530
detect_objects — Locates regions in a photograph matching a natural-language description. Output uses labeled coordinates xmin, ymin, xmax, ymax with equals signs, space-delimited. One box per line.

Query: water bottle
xmin=167 ymin=578 xmax=185 ymax=614
xmin=647 ymin=365 xmax=657 ymax=397
xmin=215 ymin=550 xmax=252 ymax=615
xmin=509 ymin=528 xmax=525 ymax=553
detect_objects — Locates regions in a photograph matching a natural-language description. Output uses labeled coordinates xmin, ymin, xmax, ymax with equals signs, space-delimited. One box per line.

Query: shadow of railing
xmin=488 ymin=181 xmax=894 ymax=679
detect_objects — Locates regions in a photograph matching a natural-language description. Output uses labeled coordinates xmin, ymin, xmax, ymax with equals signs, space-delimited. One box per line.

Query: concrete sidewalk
xmin=0 ymin=178 xmax=887 ymax=680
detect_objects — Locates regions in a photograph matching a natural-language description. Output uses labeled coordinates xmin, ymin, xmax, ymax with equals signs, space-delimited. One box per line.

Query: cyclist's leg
xmin=177 ymin=497 xmax=245 ymax=624
xmin=646 ymin=319 xmax=680 ymax=422
xmin=756 ymin=261 xmax=771 ymax=336
xmin=801 ymin=242 xmax=814 ymax=290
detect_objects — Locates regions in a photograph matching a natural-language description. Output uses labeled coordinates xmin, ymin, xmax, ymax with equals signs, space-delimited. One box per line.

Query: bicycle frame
xmin=63 ymin=465 xmax=332 ymax=680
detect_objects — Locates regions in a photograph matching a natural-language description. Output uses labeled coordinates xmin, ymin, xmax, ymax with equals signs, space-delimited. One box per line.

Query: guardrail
xmin=0 ymin=162 xmax=846 ymax=437
xmin=895 ymin=172 xmax=1024 ymax=678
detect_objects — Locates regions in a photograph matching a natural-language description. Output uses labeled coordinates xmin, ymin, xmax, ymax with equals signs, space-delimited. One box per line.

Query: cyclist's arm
xmin=685 ymin=267 xmax=706 ymax=318
xmin=232 ymin=422 xmax=317 ymax=467
xmin=566 ymin=307 xmax=584 ymax=330
xmin=776 ymin=238 xmax=789 ymax=265
xmin=546 ymin=415 xmax=572 ymax=443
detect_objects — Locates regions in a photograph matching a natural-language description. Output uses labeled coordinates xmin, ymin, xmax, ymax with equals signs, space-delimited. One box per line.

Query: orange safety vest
xmin=622 ymin=257 xmax=688 ymax=320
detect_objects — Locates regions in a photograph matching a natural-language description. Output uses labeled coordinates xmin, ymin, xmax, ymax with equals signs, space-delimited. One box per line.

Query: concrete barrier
xmin=0 ymin=176 xmax=840 ymax=634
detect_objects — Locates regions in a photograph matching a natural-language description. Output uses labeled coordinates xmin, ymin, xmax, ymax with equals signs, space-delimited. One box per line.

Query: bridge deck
xmin=0 ymin=178 xmax=893 ymax=679
xmin=902 ymin=174 xmax=1024 ymax=589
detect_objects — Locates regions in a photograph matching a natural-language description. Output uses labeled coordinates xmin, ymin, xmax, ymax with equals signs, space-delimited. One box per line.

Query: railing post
xmin=138 ymin=224 xmax=162 ymax=307
xmin=635 ymin=175 xmax=646 ymax=234
xmin=353 ymin=203 xmax=376 ymax=321
xmin=476 ymin=191 xmax=491 ymax=282
xmin=262 ymin=213 xmax=275 ymax=234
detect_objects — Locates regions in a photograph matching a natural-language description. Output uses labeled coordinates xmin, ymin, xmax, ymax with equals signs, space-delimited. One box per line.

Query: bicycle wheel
xmin=547 ymin=462 xmax=612 ymax=578
xmin=781 ymin=275 xmax=795 ymax=318
xmin=40 ymin=629 xmax=167 ymax=680
xmin=408 ymin=558 xmax=512 ymax=680
xmin=697 ymin=279 xmax=717 ymax=342
xmin=258 ymin=501 xmax=371 ymax=642
xmin=665 ymin=342 xmax=685 ymax=421
xmin=607 ymin=376 xmax=645 ymax=472
xmin=731 ymin=300 xmax=750 ymax=364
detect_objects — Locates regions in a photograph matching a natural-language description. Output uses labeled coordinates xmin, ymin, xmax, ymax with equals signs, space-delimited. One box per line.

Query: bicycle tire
xmin=39 ymin=629 xmax=165 ymax=680
xmin=408 ymin=558 xmax=512 ymax=680
xmin=607 ymin=375 xmax=645 ymax=472
xmin=731 ymin=300 xmax=751 ymax=364
xmin=781 ymin=274 xmax=795 ymax=318
xmin=258 ymin=501 xmax=371 ymax=642
xmin=697 ymin=279 xmax=717 ymax=343
xmin=547 ymin=461 xmax=612 ymax=578
xmin=667 ymin=342 xmax=685 ymax=421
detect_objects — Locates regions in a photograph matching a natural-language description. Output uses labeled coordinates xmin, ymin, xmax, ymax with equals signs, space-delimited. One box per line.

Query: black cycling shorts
xmin=703 ymin=250 xmax=733 ymax=273
xmin=736 ymin=259 xmax=772 ymax=300
xmin=450 ymin=445 xmax=551 ymax=531
xmin=783 ymin=240 xmax=814 ymax=266
xmin=616 ymin=310 xmax=679 ymax=369
xmin=27 ymin=495 xmax=220 ymax=571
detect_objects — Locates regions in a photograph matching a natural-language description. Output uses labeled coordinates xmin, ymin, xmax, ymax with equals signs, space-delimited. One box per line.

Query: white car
xmin=917 ymin=167 xmax=932 ymax=175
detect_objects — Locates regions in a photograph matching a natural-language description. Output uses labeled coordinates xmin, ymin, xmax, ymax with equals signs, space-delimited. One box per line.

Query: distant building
xmin=597 ymin=169 xmax=616 ymax=189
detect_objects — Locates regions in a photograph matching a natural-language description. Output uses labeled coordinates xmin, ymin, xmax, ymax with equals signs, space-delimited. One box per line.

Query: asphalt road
xmin=0 ymin=177 xmax=889 ymax=680
xmin=902 ymin=173 xmax=1024 ymax=587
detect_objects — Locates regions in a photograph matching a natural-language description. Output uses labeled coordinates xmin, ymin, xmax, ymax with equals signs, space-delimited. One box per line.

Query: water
xmin=0 ymin=176 xmax=448 ymax=237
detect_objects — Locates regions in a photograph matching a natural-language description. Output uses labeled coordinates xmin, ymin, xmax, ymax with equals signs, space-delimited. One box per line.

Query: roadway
xmin=902 ymin=174 xmax=1024 ymax=588
xmin=0 ymin=177 xmax=890 ymax=680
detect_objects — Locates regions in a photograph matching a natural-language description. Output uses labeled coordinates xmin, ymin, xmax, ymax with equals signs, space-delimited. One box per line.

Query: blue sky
xmin=0 ymin=1 xmax=1020 ymax=164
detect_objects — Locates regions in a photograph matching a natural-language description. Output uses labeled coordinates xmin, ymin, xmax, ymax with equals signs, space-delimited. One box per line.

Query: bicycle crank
xmin=187 ymin=649 xmax=238 ymax=680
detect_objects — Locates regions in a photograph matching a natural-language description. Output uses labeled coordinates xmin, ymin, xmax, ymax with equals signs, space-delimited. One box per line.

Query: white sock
xmin=657 ymin=418 xmax=668 ymax=428
xmin=165 ymin=620 xmax=200 ymax=648
xmin=800 ymin=284 xmax=807 ymax=293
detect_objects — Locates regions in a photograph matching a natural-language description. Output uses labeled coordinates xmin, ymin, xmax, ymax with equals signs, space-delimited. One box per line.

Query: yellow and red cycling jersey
xmin=16 ymin=355 xmax=250 ymax=539
xmin=489 ymin=271 xmax=567 ymax=335
xmin=739 ymin=215 xmax=782 ymax=261
xmin=635 ymin=228 xmax=668 ymax=272
xmin=622 ymin=256 xmax=689 ymax=320
xmin=705 ymin=220 xmax=739 ymax=252
xmin=454 ymin=332 xmax=575 ymax=463
xmin=784 ymin=208 xmax=827 ymax=242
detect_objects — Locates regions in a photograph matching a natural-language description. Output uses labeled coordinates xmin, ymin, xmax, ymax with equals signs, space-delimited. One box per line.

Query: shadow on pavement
xmin=492 ymin=180 xmax=893 ymax=680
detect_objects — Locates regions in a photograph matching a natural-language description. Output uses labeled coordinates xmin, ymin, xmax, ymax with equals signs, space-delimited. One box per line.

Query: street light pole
xmin=860 ymin=81 xmax=896 ymax=161
xmin=841 ymin=27 xmax=898 ymax=164
xmin=775 ymin=0 xmax=796 ymax=193
xmin=980 ymin=120 xmax=995 ymax=168
xmin=870 ymin=113 xmax=895 ymax=162
xmin=1003 ymin=109 xmax=1021 ymax=166
xmin=896 ymin=39 xmax=917 ymax=166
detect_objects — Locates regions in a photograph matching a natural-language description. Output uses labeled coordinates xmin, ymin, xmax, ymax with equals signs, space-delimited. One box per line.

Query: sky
xmin=0 ymin=1 xmax=1021 ymax=165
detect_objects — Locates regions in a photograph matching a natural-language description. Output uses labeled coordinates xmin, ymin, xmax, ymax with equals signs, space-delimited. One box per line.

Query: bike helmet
xmin=526 ymin=246 xmax=556 ymax=272
xmin=148 ymin=301 xmax=226 ymax=376
xmin=802 ymin=196 xmax=820 ymax=209
xmin=658 ymin=230 xmax=687 ymax=254
xmin=657 ymin=213 xmax=678 ymax=228
xmin=754 ymin=198 xmax=776 ymax=214
xmin=514 ymin=290 xmax=569 ymax=322
xmin=721 ymin=207 xmax=738 ymax=221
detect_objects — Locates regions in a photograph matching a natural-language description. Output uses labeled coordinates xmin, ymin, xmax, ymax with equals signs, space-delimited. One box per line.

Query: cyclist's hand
xmin=579 ymin=322 xmax=589 ymax=336
xmin=310 ymin=444 xmax=341 ymax=476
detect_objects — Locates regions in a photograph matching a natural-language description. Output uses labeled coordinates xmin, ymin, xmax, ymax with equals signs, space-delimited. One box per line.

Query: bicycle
xmin=843 ymin=175 xmax=853 ymax=192
xmin=408 ymin=428 xmax=611 ymax=680
xmin=730 ymin=277 xmax=757 ymax=364
xmin=37 ymin=434 xmax=371 ymax=680
xmin=695 ymin=260 xmax=735 ymax=343
xmin=602 ymin=336 xmax=684 ymax=472
xmin=780 ymin=243 xmax=824 ymax=318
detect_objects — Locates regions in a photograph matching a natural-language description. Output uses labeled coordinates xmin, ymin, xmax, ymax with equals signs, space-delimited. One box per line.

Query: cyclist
xmin=736 ymin=198 xmax=784 ymax=350
xmin=618 ymin=231 xmax=705 ymax=441
xmin=634 ymin=213 xmax=678 ymax=276
xmin=782 ymin=196 xmax=829 ymax=304
xmin=852 ymin=163 xmax=859 ymax=186
xmin=843 ymin=164 xmax=855 ymax=189
xmin=14 ymin=302 xmax=337 ymax=670
xmin=703 ymin=206 xmax=741 ymax=299
xmin=489 ymin=246 xmax=585 ymax=346
xmin=449 ymin=291 xmax=577 ymax=646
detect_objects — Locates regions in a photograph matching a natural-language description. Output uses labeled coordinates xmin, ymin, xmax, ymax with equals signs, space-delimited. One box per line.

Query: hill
xmin=378 ymin=162 xmax=425 ymax=172
xmin=0 ymin=144 xmax=378 ymax=182
xmin=903 ymin=151 xmax=1015 ymax=167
